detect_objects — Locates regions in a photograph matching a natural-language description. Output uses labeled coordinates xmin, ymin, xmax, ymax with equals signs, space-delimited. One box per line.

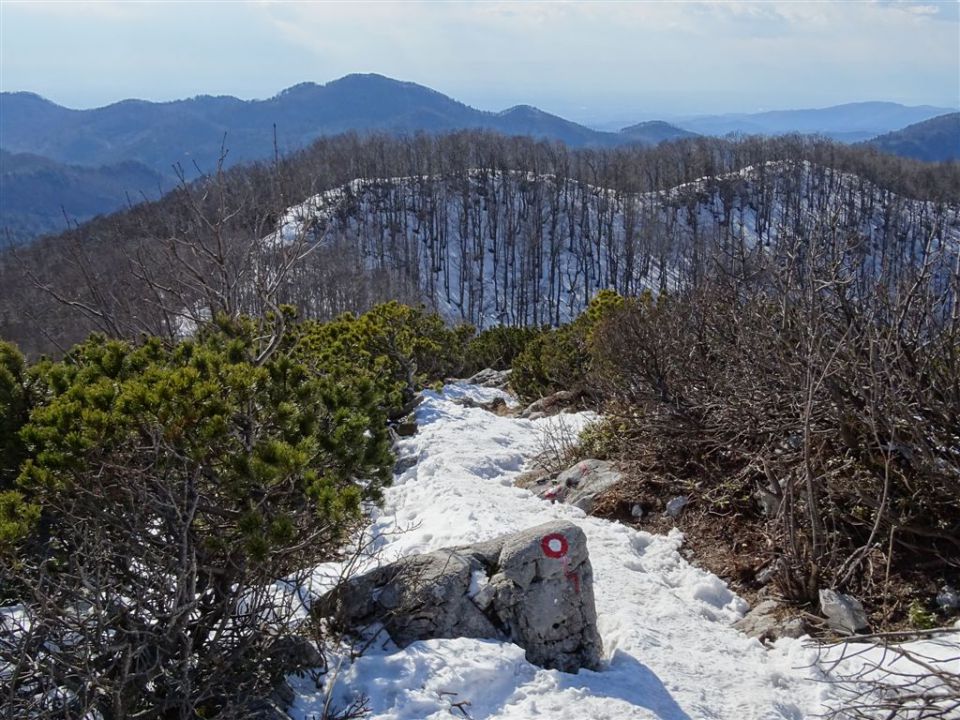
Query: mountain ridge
xmin=866 ymin=112 xmax=960 ymax=163
xmin=675 ymin=100 xmax=957 ymax=142
xmin=0 ymin=73 xmax=695 ymax=177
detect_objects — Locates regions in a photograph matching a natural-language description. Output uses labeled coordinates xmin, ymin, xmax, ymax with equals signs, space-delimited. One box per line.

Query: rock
xmin=779 ymin=617 xmax=807 ymax=639
xmin=630 ymin=504 xmax=644 ymax=519
xmin=514 ymin=467 xmax=556 ymax=490
xmin=819 ymin=589 xmax=869 ymax=633
xmin=266 ymin=636 xmax=323 ymax=674
xmin=394 ymin=421 xmax=418 ymax=437
xmin=466 ymin=368 xmax=512 ymax=389
xmin=755 ymin=561 xmax=780 ymax=586
xmin=550 ymin=459 xmax=622 ymax=514
xmin=394 ymin=454 xmax=419 ymax=475
xmin=453 ymin=395 xmax=513 ymax=416
xmin=733 ymin=600 xmax=807 ymax=641
xmin=270 ymin=679 xmax=296 ymax=707
xmin=320 ymin=520 xmax=602 ymax=673
xmin=936 ymin=585 xmax=960 ymax=610
xmin=665 ymin=495 xmax=688 ymax=518
xmin=520 ymin=389 xmax=581 ymax=419
xmin=734 ymin=600 xmax=781 ymax=639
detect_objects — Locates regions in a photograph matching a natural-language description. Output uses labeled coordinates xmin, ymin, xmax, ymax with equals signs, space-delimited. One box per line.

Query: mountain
xmin=866 ymin=113 xmax=960 ymax=163
xmin=6 ymin=127 xmax=956 ymax=357
xmin=619 ymin=121 xmax=698 ymax=144
xmin=676 ymin=102 xmax=957 ymax=142
xmin=0 ymin=74 xmax=692 ymax=178
xmin=0 ymin=75 xmax=696 ymax=243
xmin=0 ymin=150 xmax=167 ymax=245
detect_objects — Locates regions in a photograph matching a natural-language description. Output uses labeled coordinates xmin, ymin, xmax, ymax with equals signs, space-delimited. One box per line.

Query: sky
xmin=1 ymin=0 xmax=958 ymax=125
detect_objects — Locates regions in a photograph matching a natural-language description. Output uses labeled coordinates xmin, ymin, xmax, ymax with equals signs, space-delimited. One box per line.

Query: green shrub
xmin=511 ymin=290 xmax=632 ymax=402
xmin=0 ymin=341 xmax=30 ymax=491
xmin=908 ymin=600 xmax=938 ymax=630
xmin=577 ymin=417 xmax=633 ymax=460
xmin=2 ymin=317 xmax=395 ymax=715
xmin=463 ymin=326 xmax=542 ymax=375
xmin=296 ymin=302 xmax=469 ymax=419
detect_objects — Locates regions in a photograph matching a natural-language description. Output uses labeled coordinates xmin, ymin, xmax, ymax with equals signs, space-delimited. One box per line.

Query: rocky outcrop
xmin=529 ymin=459 xmax=623 ymax=515
xmin=519 ymin=390 xmax=582 ymax=420
xmin=319 ymin=520 xmax=603 ymax=673
xmin=466 ymin=368 xmax=512 ymax=389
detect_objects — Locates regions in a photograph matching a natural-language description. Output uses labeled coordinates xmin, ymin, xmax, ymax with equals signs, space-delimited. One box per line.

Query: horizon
xmin=1 ymin=1 xmax=958 ymax=125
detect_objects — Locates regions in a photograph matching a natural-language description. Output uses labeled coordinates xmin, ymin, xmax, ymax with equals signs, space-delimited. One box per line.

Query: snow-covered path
xmin=291 ymin=384 xmax=855 ymax=719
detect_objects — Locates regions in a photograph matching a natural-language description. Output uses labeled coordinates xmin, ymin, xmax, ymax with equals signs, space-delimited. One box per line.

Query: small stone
xmin=936 ymin=585 xmax=960 ymax=610
xmin=819 ymin=589 xmax=869 ymax=633
xmin=666 ymin=495 xmax=688 ymax=518
xmin=630 ymin=504 xmax=644 ymax=519
xmin=779 ymin=617 xmax=807 ymax=639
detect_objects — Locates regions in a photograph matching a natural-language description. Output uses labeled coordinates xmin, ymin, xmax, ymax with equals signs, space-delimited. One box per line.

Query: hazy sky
xmin=1 ymin=0 xmax=958 ymax=124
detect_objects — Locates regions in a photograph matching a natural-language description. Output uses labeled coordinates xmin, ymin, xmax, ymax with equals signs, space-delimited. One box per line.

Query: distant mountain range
xmin=0 ymin=74 xmax=691 ymax=179
xmin=866 ymin=113 xmax=960 ymax=163
xmin=674 ymin=102 xmax=956 ymax=143
xmin=1 ymin=74 xmax=957 ymax=244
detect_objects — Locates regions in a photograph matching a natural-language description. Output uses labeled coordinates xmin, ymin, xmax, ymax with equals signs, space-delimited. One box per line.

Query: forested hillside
xmin=2 ymin=131 xmax=957 ymax=358
xmin=867 ymin=112 xmax=960 ymax=163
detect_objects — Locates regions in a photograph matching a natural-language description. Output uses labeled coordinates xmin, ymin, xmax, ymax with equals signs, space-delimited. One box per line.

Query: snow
xmin=264 ymin=163 xmax=960 ymax=330
xmin=288 ymin=382 xmax=960 ymax=719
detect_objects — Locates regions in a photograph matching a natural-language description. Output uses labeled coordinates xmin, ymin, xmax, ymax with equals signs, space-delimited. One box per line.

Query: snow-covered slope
xmin=290 ymin=384 xmax=960 ymax=719
xmin=272 ymin=162 xmax=960 ymax=329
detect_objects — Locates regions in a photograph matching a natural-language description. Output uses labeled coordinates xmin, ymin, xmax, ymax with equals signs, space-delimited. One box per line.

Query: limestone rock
xmin=320 ymin=520 xmax=602 ymax=673
xmin=666 ymin=495 xmax=689 ymax=518
xmin=520 ymin=389 xmax=581 ymax=419
xmin=514 ymin=466 xmax=556 ymax=490
xmin=819 ymin=589 xmax=869 ymax=633
xmin=733 ymin=600 xmax=807 ymax=641
xmin=466 ymin=368 xmax=512 ymax=389
xmin=936 ymin=585 xmax=960 ymax=610
xmin=539 ymin=459 xmax=622 ymax=514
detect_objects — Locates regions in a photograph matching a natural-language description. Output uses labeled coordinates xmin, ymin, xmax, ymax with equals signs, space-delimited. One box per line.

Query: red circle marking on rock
xmin=541 ymin=533 xmax=569 ymax=559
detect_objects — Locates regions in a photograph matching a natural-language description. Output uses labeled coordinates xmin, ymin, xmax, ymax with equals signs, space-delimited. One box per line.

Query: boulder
xmin=320 ymin=520 xmax=602 ymax=673
xmin=520 ymin=390 xmax=581 ymax=419
xmin=535 ymin=459 xmax=622 ymax=514
xmin=819 ymin=589 xmax=869 ymax=633
xmin=466 ymin=368 xmax=512 ymax=389
xmin=513 ymin=466 xmax=557 ymax=490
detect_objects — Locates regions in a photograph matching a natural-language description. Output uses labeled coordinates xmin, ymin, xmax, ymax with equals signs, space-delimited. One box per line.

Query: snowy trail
xmin=292 ymin=383 xmax=853 ymax=719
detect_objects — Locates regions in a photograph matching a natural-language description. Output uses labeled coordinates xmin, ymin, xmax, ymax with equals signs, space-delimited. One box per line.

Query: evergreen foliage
xmin=463 ymin=326 xmax=541 ymax=376
xmin=295 ymin=302 xmax=470 ymax=419
xmin=510 ymin=290 xmax=632 ymax=402
xmin=1 ymin=306 xmax=469 ymax=716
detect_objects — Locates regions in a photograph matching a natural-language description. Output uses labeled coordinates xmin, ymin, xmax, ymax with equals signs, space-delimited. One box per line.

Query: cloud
xmin=2 ymin=0 xmax=957 ymax=115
